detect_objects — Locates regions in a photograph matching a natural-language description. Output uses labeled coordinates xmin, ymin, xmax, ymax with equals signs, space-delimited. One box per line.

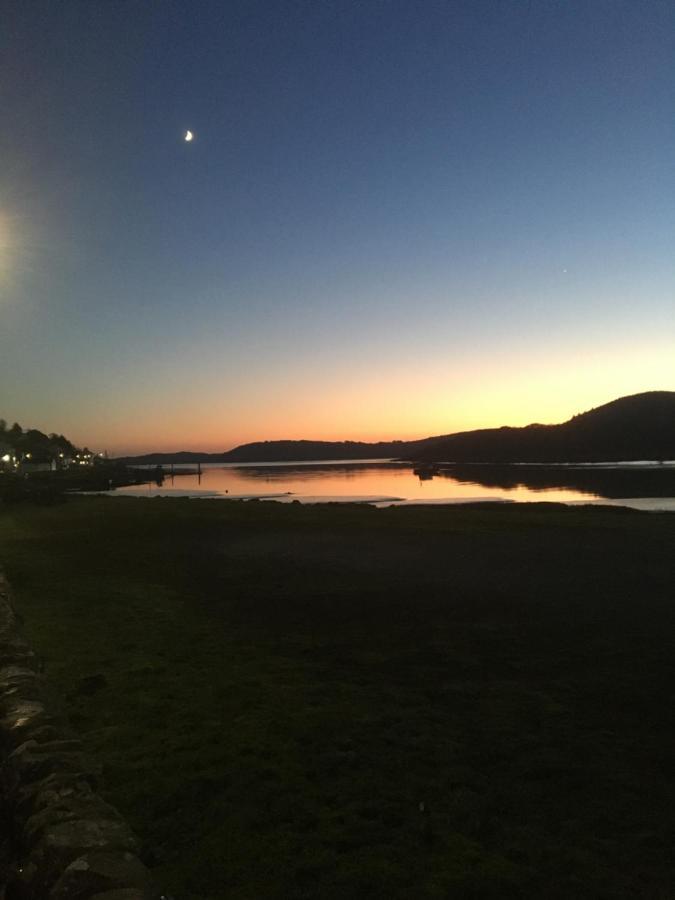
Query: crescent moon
xmin=184 ymin=130 xmax=193 ymax=142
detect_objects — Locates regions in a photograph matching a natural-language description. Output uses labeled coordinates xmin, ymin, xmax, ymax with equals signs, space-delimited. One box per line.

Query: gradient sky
xmin=1 ymin=0 xmax=673 ymax=454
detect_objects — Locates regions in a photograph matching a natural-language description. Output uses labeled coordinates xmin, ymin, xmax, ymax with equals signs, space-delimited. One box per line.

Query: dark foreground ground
xmin=0 ymin=497 xmax=674 ymax=899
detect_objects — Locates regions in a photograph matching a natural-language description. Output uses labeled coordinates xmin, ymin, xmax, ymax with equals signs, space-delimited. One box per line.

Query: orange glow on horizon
xmin=77 ymin=339 xmax=675 ymax=456
xmin=28 ymin=331 xmax=668 ymax=456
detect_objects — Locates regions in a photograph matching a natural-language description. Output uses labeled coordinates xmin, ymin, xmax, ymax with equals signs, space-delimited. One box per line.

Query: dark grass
xmin=1 ymin=497 xmax=675 ymax=898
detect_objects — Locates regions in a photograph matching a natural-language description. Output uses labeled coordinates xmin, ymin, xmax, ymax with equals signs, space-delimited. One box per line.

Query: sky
xmin=1 ymin=0 xmax=673 ymax=454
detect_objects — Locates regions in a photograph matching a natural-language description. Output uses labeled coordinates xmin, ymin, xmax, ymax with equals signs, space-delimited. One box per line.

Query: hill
xmin=220 ymin=439 xmax=426 ymax=463
xmin=115 ymin=392 xmax=675 ymax=465
xmin=413 ymin=391 xmax=675 ymax=463
xmin=114 ymin=451 xmax=215 ymax=465
xmin=116 ymin=440 xmax=426 ymax=465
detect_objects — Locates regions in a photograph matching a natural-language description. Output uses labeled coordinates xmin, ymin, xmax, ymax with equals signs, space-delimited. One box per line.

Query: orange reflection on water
xmin=114 ymin=462 xmax=601 ymax=504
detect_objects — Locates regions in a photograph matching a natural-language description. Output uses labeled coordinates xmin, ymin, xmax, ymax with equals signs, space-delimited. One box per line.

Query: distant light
xmin=25 ymin=453 xmax=31 ymax=459
xmin=1 ymin=454 xmax=9 ymax=462
xmin=184 ymin=130 xmax=194 ymax=142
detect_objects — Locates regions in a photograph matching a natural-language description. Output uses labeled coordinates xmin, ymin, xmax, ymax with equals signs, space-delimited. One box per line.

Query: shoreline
xmin=73 ymin=489 xmax=675 ymax=513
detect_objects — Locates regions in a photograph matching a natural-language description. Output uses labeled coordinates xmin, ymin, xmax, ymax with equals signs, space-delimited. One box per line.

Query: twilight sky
xmin=1 ymin=0 xmax=673 ymax=454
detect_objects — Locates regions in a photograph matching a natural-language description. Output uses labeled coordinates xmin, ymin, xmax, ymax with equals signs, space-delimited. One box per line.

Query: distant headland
xmin=115 ymin=391 xmax=675 ymax=465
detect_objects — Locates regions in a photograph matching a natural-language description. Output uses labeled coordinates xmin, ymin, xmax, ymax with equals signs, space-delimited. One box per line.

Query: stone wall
xmin=0 ymin=572 xmax=164 ymax=899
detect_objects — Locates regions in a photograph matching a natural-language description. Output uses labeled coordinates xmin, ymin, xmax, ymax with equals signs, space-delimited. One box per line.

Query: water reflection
xmin=442 ymin=463 xmax=675 ymax=499
xmin=110 ymin=460 xmax=675 ymax=508
xmin=227 ymin=461 xmax=409 ymax=484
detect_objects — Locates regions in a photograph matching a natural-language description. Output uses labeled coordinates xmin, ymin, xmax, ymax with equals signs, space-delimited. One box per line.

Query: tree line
xmin=0 ymin=419 xmax=82 ymax=463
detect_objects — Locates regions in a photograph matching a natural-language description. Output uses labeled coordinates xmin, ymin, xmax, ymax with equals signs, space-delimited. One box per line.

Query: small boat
xmin=413 ymin=463 xmax=439 ymax=480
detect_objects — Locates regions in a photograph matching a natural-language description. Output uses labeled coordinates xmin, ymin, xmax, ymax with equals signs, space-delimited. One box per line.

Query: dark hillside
xmin=115 ymin=392 xmax=675 ymax=465
xmin=118 ymin=440 xmax=428 ymax=465
xmin=221 ymin=439 xmax=425 ymax=463
xmin=413 ymin=391 xmax=675 ymax=463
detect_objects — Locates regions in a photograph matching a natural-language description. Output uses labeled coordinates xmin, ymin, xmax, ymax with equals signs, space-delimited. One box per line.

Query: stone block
xmin=8 ymin=739 xmax=90 ymax=784
xmin=15 ymin=773 xmax=97 ymax=820
xmin=49 ymin=850 xmax=157 ymax=899
xmin=0 ymin=636 xmax=37 ymax=668
xmin=41 ymin=816 xmax=140 ymax=858
xmin=25 ymin=795 xmax=131 ymax=849
xmin=1 ymin=699 xmax=60 ymax=747
xmin=0 ymin=665 xmax=38 ymax=691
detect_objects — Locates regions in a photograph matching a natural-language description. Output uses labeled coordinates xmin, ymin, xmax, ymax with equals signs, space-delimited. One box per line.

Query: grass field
xmin=1 ymin=497 xmax=674 ymax=899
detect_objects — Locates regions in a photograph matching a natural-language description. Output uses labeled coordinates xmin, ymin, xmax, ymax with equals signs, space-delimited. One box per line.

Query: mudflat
xmin=1 ymin=497 xmax=674 ymax=899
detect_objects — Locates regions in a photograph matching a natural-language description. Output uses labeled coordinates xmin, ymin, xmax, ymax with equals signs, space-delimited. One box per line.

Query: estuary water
xmin=108 ymin=460 xmax=675 ymax=510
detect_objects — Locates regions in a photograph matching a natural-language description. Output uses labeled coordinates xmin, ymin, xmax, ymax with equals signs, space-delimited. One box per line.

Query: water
xmin=106 ymin=460 xmax=675 ymax=510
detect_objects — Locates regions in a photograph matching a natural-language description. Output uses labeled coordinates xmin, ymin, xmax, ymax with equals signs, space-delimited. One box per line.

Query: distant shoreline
xmin=113 ymin=391 xmax=675 ymax=467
